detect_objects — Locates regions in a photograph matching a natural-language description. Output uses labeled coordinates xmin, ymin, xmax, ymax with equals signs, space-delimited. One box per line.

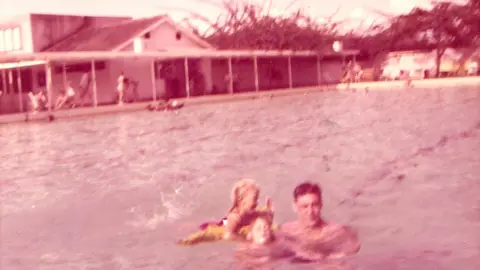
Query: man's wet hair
xmin=293 ymin=182 xmax=322 ymax=201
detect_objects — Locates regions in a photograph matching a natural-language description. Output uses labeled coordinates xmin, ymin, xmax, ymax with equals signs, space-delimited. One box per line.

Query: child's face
xmin=241 ymin=190 xmax=258 ymax=211
xmin=250 ymin=218 xmax=272 ymax=245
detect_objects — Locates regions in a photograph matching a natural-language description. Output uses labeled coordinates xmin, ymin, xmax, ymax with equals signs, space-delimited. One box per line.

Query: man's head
xmin=293 ymin=182 xmax=322 ymax=228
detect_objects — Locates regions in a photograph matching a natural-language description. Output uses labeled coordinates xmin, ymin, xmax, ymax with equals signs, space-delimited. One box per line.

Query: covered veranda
xmin=0 ymin=49 xmax=359 ymax=115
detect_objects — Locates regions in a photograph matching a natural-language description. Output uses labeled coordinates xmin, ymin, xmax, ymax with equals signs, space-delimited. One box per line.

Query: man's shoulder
xmin=324 ymin=222 xmax=343 ymax=230
xmin=321 ymin=222 xmax=359 ymax=243
xmin=323 ymin=222 xmax=355 ymax=234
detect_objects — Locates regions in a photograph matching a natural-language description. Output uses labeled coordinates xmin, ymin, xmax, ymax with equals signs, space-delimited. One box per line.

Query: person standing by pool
xmin=279 ymin=181 xmax=360 ymax=261
xmin=353 ymin=63 xmax=363 ymax=83
xmin=117 ymin=72 xmax=125 ymax=105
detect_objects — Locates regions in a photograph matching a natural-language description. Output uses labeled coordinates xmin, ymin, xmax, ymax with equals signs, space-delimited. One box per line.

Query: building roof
xmin=44 ymin=15 xmax=213 ymax=52
xmin=0 ymin=49 xmax=361 ymax=64
xmin=45 ymin=15 xmax=167 ymax=52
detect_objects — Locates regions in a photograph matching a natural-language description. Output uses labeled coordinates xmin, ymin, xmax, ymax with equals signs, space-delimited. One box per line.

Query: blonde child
xmin=223 ymin=179 xmax=273 ymax=240
xmin=177 ymin=178 xmax=274 ymax=245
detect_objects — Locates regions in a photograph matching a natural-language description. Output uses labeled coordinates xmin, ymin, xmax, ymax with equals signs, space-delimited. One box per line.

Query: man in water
xmin=279 ymin=182 xmax=360 ymax=261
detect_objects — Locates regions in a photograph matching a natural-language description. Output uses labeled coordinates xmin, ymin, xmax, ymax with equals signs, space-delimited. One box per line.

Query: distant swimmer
xmin=146 ymin=99 xmax=184 ymax=111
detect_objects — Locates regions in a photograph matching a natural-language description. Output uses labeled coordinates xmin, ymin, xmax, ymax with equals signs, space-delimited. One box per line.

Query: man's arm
xmin=277 ymin=223 xmax=328 ymax=262
xmin=326 ymin=225 xmax=360 ymax=258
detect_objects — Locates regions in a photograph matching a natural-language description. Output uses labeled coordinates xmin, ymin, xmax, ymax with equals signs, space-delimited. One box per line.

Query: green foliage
xmin=184 ymin=0 xmax=339 ymax=51
xmin=182 ymin=0 xmax=478 ymax=55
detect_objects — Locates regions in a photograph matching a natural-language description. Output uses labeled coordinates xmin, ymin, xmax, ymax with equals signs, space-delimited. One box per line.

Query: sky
xmin=0 ymin=0 xmax=434 ymax=32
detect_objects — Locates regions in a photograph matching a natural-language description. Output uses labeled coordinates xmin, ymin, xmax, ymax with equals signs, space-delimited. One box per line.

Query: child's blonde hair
xmin=228 ymin=179 xmax=260 ymax=213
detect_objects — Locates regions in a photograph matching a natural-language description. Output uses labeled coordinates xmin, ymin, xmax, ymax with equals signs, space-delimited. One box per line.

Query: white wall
xmin=142 ymin=23 xmax=208 ymax=51
xmin=0 ymin=14 xmax=34 ymax=53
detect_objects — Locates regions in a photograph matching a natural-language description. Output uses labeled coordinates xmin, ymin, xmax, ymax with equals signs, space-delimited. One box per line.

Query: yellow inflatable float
xmin=177 ymin=208 xmax=276 ymax=245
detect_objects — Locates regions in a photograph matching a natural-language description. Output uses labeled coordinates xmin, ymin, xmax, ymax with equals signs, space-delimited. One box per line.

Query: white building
xmin=0 ymin=13 xmax=357 ymax=114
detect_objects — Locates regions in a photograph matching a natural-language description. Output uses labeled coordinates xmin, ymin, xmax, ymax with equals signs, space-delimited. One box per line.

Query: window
xmin=0 ymin=30 xmax=4 ymax=52
xmin=133 ymin=38 xmax=143 ymax=53
xmin=4 ymin=28 xmax=12 ymax=51
xmin=12 ymin=27 xmax=21 ymax=50
xmin=0 ymin=27 xmax=22 ymax=52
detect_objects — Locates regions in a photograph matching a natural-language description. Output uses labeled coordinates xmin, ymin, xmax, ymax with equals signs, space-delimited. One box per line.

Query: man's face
xmin=294 ymin=193 xmax=322 ymax=227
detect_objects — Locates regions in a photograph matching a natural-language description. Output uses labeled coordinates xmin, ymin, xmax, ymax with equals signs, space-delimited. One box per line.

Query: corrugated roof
xmin=45 ymin=15 xmax=167 ymax=52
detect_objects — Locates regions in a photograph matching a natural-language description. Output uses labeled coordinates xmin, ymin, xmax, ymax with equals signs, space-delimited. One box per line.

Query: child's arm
xmin=265 ymin=197 xmax=274 ymax=212
xmin=223 ymin=212 xmax=242 ymax=240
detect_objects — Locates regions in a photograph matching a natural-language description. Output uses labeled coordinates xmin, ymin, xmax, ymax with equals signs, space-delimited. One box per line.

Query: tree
xmin=359 ymin=2 xmax=470 ymax=77
xmin=179 ymin=0 xmax=340 ymax=51
xmin=463 ymin=0 xmax=480 ymax=45
xmin=177 ymin=0 xmax=477 ymax=78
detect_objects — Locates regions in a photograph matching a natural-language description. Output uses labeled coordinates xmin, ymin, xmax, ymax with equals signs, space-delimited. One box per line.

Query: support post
xmin=227 ymin=57 xmax=233 ymax=93
xmin=287 ymin=55 xmax=293 ymax=89
xmin=316 ymin=55 xmax=322 ymax=86
xmin=16 ymin=67 xmax=23 ymax=112
xmin=253 ymin=56 xmax=259 ymax=91
xmin=150 ymin=59 xmax=157 ymax=101
xmin=184 ymin=57 xmax=190 ymax=97
xmin=8 ymin=70 xmax=13 ymax=94
xmin=1 ymin=70 xmax=6 ymax=95
xmin=62 ymin=62 xmax=67 ymax=89
xmin=90 ymin=60 xmax=98 ymax=107
xmin=45 ymin=62 xmax=53 ymax=113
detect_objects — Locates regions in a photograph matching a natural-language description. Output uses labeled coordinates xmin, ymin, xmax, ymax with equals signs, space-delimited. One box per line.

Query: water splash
xmin=126 ymin=185 xmax=187 ymax=230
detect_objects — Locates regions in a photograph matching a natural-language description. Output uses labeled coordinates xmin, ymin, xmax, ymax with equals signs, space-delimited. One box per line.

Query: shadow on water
xmin=1 ymin=88 xmax=479 ymax=269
